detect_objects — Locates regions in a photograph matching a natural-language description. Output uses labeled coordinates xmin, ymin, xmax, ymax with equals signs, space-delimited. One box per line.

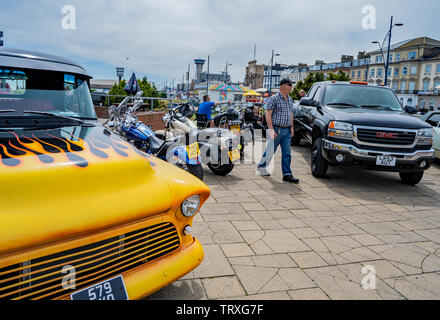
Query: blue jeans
xmin=258 ymin=126 xmax=292 ymax=176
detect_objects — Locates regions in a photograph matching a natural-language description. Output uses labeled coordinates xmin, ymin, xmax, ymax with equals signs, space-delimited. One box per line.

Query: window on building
xmin=410 ymin=65 xmax=417 ymax=75
xmin=402 ymin=66 xmax=408 ymax=76
xmin=437 ymin=64 xmax=440 ymax=74
xmin=394 ymin=68 xmax=399 ymax=76
xmin=387 ymin=68 xmax=392 ymax=77
xmin=434 ymin=80 xmax=440 ymax=90
xmin=407 ymin=98 xmax=413 ymax=106
xmin=375 ymin=55 xmax=383 ymax=63
xmin=351 ymin=71 xmax=355 ymax=79
xmin=389 ymin=54 xmax=393 ymax=63
xmin=409 ymin=81 xmax=416 ymax=92
xmin=396 ymin=53 xmax=401 ymax=61
xmin=429 ymin=100 xmax=435 ymax=110
xmin=377 ymin=68 xmax=383 ymax=77
xmin=408 ymin=51 xmax=416 ymax=60
xmin=370 ymin=68 xmax=375 ymax=77
xmin=423 ymin=79 xmax=430 ymax=91
xmin=358 ymin=70 xmax=361 ymax=78
xmin=425 ymin=65 xmax=432 ymax=74
xmin=392 ymin=81 xmax=398 ymax=91
xmin=400 ymin=81 xmax=406 ymax=91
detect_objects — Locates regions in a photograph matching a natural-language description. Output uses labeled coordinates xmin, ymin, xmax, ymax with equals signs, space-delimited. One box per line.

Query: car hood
xmin=0 ymin=124 xmax=207 ymax=255
xmin=324 ymin=107 xmax=431 ymax=129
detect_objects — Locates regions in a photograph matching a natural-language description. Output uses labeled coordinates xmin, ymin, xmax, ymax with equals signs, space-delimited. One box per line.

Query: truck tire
xmin=399 ymin=171 xmax=424 ymax=185
xmin=208 ymin=162 xmax=234 ymax=176
xmin=311 ymin=138 xmax=328 ymax=178
xmin=291 ymin=131 xmax=301 ymax=146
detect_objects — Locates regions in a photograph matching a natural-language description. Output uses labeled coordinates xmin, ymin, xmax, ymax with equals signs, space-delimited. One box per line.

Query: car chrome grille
xmin=356 ymin=128 xmax=416 ymax=145
xmin=0 ymin=222 xmax=180 ymax=300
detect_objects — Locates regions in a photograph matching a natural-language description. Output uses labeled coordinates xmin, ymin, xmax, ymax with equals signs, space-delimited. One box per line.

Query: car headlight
xmin=328 ymin=121 xmax=353 ymax=139
xmin=181 ymin=195 xmax=201 ymax=217
xmin=417 ymin=128 xmax=434 ymax=145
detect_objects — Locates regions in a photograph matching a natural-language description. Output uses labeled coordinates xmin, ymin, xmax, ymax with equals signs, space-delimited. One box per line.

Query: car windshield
xmin=323 ymin=85 xmax=403 ymax=111
xmin=0 ymin=68 xmax=96 ymax=119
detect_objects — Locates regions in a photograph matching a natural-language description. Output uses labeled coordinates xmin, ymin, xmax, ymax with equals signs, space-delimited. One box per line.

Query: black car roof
xmin=0 ymin=47 xmax=91 ymax=78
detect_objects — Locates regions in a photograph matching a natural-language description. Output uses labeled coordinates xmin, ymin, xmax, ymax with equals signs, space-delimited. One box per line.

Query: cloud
xmin=1 ymin=0 xmax=439 ymax=86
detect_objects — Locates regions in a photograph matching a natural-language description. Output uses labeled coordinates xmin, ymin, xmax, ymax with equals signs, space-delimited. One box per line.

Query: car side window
xmin=307 ymin=85 xmax=318 ymax=98
xmin=426 ymin=113 xmax=440 ymax=127
xmin=313 ymin=87 xmax=322 ymax=101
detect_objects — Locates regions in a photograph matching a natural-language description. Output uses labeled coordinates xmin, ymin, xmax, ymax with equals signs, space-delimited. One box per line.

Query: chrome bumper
xmin=323 ymin=139 xmax=435 ymax=161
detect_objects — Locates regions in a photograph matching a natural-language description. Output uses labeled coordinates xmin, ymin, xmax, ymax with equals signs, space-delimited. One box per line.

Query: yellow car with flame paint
xmin=0 ymin=48 xmax=209 ymax=300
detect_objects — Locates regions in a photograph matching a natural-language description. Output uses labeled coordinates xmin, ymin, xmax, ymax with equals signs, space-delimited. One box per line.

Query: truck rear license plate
xmin=71 ymin=275 xmax=128 ymax=300
xmin=376 ymin=155 xmax=396 ymax=167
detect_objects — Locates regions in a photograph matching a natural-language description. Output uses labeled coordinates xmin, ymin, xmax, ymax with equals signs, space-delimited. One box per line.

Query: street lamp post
xmin=206 ymin=55 xmax=210 ymax=95
xmin=116 ymin=67 xmax=124 ymax=83
xmin=383 ymin=17 xmax=403 ymax=87
xmin=269 ymin=49 xmax=280 ymax=96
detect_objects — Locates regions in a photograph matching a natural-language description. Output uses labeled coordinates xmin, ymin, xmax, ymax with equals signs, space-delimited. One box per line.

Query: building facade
xmin=263 ymin=63 xmax=295 ymax=91
xmin=367 ymin=37 xmax=440 ymax=109
xmin=244 ymin=60 xmax=265 ymax=89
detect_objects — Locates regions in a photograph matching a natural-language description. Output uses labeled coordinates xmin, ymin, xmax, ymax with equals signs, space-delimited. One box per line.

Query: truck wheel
xmin=399 ymin=171 xmax=424 ymax=185
xmin=291 ymin=132 xmax=301 ymax=146
xmin=311 ymin=138 xmax=328 ymax=178
xmin=187 ymin=164 xmax=204 ymax=181
xmin=208 ymin=162 xmax=234 ymax=176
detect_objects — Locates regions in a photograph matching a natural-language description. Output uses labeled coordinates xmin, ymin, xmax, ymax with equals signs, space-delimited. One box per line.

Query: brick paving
xmin=146 ymin=139 xmax=440 ymax=300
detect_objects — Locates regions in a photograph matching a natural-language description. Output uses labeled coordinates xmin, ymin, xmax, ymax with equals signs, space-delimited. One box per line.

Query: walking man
xmin=257 ymin=78 xmax=299 ymax=184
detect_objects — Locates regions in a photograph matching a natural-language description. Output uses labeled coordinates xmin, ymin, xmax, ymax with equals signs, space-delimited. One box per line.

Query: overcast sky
xmin=1 ymin=0 xmax=439 ymax=88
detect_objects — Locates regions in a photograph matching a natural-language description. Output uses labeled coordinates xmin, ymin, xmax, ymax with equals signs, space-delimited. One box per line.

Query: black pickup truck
xmin=293 ymin=81 xmax=435 ymax=185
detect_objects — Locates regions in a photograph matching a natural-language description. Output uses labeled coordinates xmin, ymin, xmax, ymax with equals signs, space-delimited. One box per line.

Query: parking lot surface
xmin=148 ymin=141 xmax=440 ymax=300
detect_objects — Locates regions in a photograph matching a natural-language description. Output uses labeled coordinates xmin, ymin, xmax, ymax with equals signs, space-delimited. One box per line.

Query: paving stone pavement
xmin=147 ymin=140 xmax=440 ymax=300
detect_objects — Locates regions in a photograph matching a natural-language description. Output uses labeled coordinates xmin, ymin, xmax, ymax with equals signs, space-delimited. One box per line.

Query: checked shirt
xmin=266 ymin=92 xmax=295 ymax=128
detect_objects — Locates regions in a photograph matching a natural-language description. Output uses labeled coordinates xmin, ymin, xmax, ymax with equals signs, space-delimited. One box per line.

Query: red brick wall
xmin=94 ymin=107 xmax=165 ymax=131
xmin=136 ymin=111 xmax=166 ymax=131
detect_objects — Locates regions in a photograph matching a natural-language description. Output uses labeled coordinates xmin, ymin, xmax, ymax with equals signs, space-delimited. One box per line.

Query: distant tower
xmin=194 ymin=58 xmax=206 ymax=83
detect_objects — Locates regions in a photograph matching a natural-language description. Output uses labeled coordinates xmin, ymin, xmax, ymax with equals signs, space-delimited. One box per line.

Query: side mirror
xmin=404 ymin=105 xmax=417 ymax=114
xmin=300 ymin=97 xmax=320 ymax=107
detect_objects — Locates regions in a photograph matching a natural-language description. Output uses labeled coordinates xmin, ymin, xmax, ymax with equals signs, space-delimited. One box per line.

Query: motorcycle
xmin=212 ymin=103 xmax=255 ymax=160
xmin=155 ymin=103 xmax=240 ymax=176
xmin=107 ymin=92 xmax=204 ymax=180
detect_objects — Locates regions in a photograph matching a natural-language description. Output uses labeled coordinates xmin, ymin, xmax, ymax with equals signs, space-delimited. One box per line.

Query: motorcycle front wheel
xmin=208 ymin=162 xmax=234 ymax=176
xmin=177 ymin=163 xmax=204 ymax=181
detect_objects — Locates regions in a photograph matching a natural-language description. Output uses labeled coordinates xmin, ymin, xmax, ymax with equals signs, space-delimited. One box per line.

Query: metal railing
xmin=93 ymin=94 xmax=195 ymax=112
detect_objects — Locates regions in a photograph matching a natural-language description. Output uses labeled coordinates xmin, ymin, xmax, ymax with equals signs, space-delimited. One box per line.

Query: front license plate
xmin=376 ymin=155 xmax=396 ymax=167
xmin=186 ymin=142 xmax=200 ymax=159
xmin=230 ymin=125 xmax=241 ymax=133
xmin=229 ymin=148 xmax=241 ymax=162
xmin=71 ymin=275 xmax=129 ymax=300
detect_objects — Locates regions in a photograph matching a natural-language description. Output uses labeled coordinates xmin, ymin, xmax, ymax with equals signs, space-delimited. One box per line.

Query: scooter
xmin=156 ymin=103 xmax=240 ymax=176
xmin=108 ymin=92 xmax=204 ymax=180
